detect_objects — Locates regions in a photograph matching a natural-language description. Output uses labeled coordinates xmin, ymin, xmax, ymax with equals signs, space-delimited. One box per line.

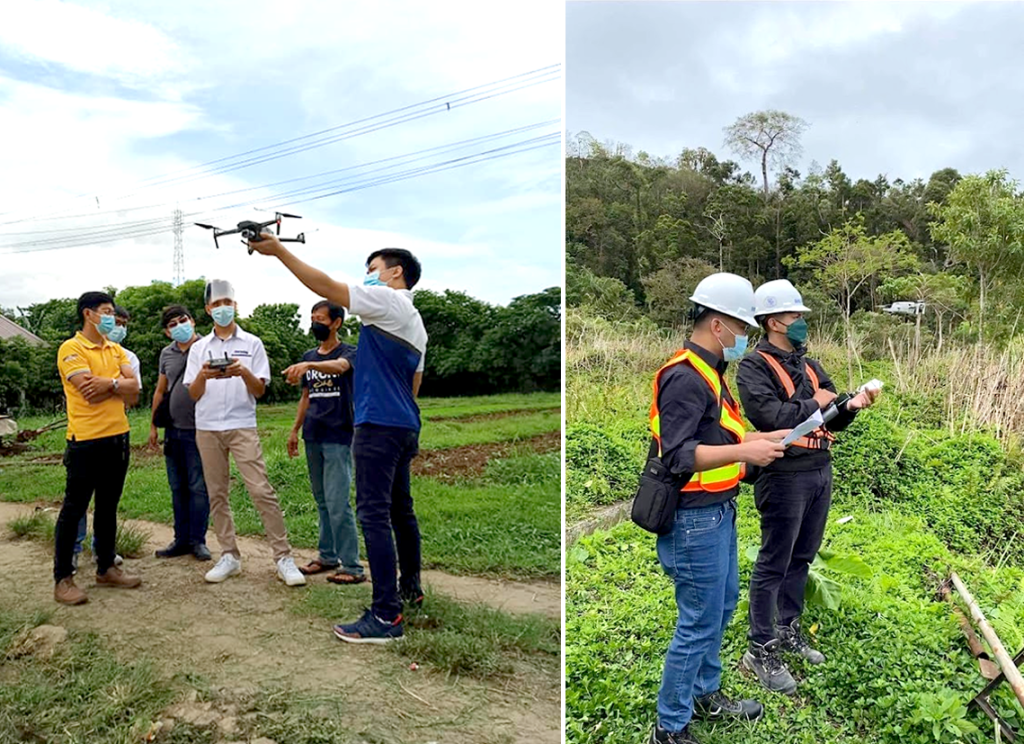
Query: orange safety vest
xmin=756 ymin=351 xmax=836 ymax=450
xmin=650 ymin=349 xmax=747 ymax=493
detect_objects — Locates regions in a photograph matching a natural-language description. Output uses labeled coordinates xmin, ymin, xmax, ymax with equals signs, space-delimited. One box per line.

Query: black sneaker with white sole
xmin=693 ymin=690 xmax=763 ymax=721
xmin=648 ymin=723 xmax=701 ymax=744
xmin=742 ymin=639 xmax=798 ymax=695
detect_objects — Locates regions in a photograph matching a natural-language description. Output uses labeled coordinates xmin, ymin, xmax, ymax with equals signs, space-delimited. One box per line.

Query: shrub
xmin=566 ymin=424 xmax=640 ymax=513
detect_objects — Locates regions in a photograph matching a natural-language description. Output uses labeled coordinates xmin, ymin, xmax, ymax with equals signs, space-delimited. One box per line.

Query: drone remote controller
xmin=207 ymin=353 xmax=234 ymax=372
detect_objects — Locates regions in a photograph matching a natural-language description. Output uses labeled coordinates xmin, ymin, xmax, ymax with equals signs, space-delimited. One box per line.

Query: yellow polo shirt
xmin=57 ymin=332 xmax=131 ymax=441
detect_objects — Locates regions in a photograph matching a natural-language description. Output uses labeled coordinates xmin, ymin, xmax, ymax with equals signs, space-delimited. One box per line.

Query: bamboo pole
xmin=950 ymin=572 xmax=1024 ymax=706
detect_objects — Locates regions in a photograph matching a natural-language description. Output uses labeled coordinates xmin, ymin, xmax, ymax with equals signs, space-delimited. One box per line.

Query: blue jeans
xmin=165 ymin=427 xmax=210 ymax=546
xmin=656 ymin=499 xmax=739 ymax=732
xmin=74 ymin=511 xmax=94 ymax=556
xmin=305 ymin=440 xmax=363 ymax=575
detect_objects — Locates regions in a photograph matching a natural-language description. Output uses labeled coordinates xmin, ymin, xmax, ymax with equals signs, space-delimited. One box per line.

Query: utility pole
xmin=173 ymin=207 xmax=184 ymax=286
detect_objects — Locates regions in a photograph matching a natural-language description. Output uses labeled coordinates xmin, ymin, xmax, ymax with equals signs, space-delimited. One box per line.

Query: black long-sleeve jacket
xmin=656 ymin=341 xmax=741 ymax=507
xmin=735 ymin=337 xmax=857 ymax=473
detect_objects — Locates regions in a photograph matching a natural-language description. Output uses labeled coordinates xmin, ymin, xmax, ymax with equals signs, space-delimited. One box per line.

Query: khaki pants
xmin=196 ymin=428 xmax=290 ymax=561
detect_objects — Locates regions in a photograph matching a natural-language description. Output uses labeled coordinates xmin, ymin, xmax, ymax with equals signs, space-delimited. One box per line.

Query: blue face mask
xmin=95 ymin=313 xmax=116 ymax=336
xmin=107 ymin=325 xmax=127 ymax=344
xmin=363 ymin=270 xmax=386 ymax=287
xmin=211 ymin=306 xmax=235 ymax=327
xmin=170 ymin=321 xmax=193 ymax=343
xmin=719 ymin=323 xmax=748 ymax=362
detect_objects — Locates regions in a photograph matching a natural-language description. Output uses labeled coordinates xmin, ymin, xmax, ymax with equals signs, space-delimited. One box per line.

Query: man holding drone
xmin=248 ymin=233 xmax=427 ymax=645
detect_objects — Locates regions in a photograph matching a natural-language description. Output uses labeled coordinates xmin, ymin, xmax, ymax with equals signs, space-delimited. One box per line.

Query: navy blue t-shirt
xmin=300 ymin=343 xmax=357 ymax=445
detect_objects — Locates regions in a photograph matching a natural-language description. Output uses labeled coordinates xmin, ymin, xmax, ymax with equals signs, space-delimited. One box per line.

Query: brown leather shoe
xmin=95 ymin=566 xmax=141 ymax=589
xmin=54 ymin=577 xmax=88 ymax=605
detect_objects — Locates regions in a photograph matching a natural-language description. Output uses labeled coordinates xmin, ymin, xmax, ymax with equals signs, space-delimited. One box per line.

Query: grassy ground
xmin=0 ymin=599 xmax=559 ymax=744
xmin=1 ymin=393 xmax=561 ymax=580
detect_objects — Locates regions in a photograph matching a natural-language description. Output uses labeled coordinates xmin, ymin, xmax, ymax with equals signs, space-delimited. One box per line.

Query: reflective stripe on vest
xmin=756 ymin=350 xmax=836 ymax=450
xmin=649 ymin=349 xmax=746 ymax=494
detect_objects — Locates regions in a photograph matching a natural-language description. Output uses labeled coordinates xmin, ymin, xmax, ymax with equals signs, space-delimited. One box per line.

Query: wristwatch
xmin=111 ymin=378 xmax=120 ymax=394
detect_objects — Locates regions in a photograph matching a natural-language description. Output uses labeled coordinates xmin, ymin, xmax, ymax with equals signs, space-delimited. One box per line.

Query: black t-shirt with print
xmin=300 ymin=343 xmax=357 ymax=445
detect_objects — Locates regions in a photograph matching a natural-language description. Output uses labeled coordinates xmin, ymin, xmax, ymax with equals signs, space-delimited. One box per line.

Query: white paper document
xmin=782 ymin=409 xmax=824 ymax=447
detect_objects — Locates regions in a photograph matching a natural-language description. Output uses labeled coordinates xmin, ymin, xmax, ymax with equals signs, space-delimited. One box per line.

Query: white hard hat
xmin=689 ymin=273 xmax=758 ymax=327
xmin=754 ymin=279 xmax=811 ymax=318
xmin=205 ymin=279 xmax=235 ymax=305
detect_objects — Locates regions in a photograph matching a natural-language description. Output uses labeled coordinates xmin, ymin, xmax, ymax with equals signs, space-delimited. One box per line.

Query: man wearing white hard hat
xmin=183 ymin=279 xmax=307 ymax=588
xmin=735 ymin=279 xmax=879 ymax=695
xmin=647 ymin=273 xmax=792 ymax=744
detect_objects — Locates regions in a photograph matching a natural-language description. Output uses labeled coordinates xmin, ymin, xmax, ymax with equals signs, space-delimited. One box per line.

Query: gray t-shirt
xmin=159 ymin=342 xmax=196 ymax=430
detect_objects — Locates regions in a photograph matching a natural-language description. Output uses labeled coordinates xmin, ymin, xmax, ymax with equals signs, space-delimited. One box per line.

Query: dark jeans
xmin=165 ymin=427 xmax=210 ymax=546
xmin=656 ymin=500 xmax=738 ymax=732
xmin=352 ymin=424 xmax=422 ymax=621
xmin=747 ymin=465 xmax=832 ymax=645
xmin=54 ymin=433 xmax=130 ymax=582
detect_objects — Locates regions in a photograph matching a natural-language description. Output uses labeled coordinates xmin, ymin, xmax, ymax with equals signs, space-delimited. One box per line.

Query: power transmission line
xmin=0 ymin=64 xmax=560 ymax=227
xmin=0 ymin=132 xmax=559 ymax=256
xmin=173 ymin=208 xmax=183 ymax=286
xmin=0 ymin=125 xmax=559 ymax=251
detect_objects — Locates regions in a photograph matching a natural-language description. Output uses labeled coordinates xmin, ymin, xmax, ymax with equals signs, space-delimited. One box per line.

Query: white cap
xmin=754 ymin=279 xmax=812 ymax=318
xmin=205 ymin=279 xmax=235 ymax=305
xmin=689 ymin=272 xmax=758 ymax=327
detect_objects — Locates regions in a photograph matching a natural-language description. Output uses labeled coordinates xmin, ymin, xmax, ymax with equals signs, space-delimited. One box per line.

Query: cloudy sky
xmin=567 ymin=2 xmax=1024 ymax=184
xmin=0 ymin=0 xmax=563 ymax=322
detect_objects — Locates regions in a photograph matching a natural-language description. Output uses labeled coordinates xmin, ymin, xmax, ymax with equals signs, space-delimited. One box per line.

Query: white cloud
xmin=0 ymin=0 xmax=562 ymax=314
xmin=0 ymin=0 xmax=187 ymax=85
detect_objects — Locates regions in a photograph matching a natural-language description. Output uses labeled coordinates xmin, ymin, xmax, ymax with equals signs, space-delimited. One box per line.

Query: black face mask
xmin=310 ymin=322 xmax=331 ymax=342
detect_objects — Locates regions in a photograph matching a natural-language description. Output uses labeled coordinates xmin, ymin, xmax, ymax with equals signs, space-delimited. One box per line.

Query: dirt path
xmin=0 ymin=501 xmax=561 ymax=744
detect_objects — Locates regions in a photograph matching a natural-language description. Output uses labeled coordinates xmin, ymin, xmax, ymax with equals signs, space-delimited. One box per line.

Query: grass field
xmin=0 ymin=392 xmax=561 ymax=580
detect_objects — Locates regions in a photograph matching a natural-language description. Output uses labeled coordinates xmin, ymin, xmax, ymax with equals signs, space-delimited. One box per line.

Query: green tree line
xmin=567 ymin=111 xmax=1024 ymax=357
xmin=0 ymin=280 xmax=560 ymax=414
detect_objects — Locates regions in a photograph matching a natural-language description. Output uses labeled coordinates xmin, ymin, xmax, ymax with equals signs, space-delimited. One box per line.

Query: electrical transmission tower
xmin=173 ymin=208 xmax=184 ymax=286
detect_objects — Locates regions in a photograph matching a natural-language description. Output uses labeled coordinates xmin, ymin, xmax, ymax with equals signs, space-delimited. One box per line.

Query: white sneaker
xmin=205 ymin=554 xmax=242 ymax=583
xmin=276 ymin=557 xmax=306 ymax=587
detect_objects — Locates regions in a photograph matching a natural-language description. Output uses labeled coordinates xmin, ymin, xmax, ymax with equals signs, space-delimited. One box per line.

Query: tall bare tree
xmin=724 ymin=110 xmax=808 ymax=202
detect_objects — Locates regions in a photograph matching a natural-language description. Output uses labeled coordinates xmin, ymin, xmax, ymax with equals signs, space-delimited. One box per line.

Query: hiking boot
xmin=155 ymin=541 xmax=192 ymax=558
xmin=742 ymin=639 xmax=798 ymax=695
xmin=54 ymin=577 xmax=88 ymax=605
xmin=95 ymin=566 xmax=142 ymax=588
xmin=776 ymin=619 xmax=825 ymax=665
xmin=193 ymin=543 xmax=212 ymax=562
xmin=693 ymin=690 xmax=763 ymax=721
xmin=649 ymin=723 xmax=701 ymax=744
xmin=332 ymin=609 xmax=404 ymax=645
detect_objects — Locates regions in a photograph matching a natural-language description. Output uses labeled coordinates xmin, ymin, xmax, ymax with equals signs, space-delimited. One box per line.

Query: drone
xmin=195 ymin=212 xmax=305 ymax=254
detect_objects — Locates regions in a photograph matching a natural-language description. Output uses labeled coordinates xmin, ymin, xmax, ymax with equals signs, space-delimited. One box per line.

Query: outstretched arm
xmin=249 ymin=233 xmax=351 ymax=308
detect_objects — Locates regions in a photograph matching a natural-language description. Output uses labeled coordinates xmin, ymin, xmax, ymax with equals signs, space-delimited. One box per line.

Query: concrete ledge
xmin=565 ymin=499 xmax=634 ymax=547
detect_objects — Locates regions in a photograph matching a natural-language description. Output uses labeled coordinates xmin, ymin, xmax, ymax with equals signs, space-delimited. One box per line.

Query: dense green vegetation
xmin=0 ymin=280 xmax=560 ymax=413
xmin=565 ymin=312 xmax=1024 ymax=744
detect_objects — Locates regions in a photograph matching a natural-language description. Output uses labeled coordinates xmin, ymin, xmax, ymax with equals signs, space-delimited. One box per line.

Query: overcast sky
xmin=567 ymin=1 xmax=1024 ymax=185
xmin=0 ymin=0 xmax=562 ymax=322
